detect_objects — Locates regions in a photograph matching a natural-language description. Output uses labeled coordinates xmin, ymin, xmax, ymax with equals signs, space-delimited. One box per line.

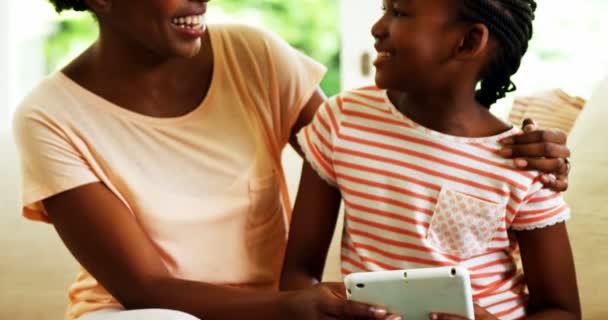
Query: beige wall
xmin=563 ymin=75 xmax=608 ymax=319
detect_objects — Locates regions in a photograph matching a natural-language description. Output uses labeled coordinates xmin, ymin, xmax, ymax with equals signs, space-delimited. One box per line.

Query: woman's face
xmin=98 ymin=0 xmax=210 ymax=59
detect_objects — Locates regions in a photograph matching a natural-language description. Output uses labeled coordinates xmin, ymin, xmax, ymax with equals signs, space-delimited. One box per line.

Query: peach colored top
xmin=12 ymin=23 xmax=326 ymax=320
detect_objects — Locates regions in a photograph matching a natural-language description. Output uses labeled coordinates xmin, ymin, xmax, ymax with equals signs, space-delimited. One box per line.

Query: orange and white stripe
xmin=297 ymin=87 xmax=570 ymax=320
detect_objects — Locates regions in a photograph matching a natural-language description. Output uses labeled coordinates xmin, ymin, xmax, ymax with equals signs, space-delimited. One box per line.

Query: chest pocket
xmin=427 ymin=188 xmax=504 ymax=259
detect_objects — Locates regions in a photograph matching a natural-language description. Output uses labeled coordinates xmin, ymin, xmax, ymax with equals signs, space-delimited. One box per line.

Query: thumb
xmin=522 ymin=118 xmax=538 ymax=133
xmin=429 ymin=312 xmax=471 ymax=320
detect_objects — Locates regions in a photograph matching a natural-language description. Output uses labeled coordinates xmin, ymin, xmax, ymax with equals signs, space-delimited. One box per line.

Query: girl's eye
xmin=381 ymin=4 xmax=407 ymax=17
xmin=391 ymin=8 xmax=408 ymax=17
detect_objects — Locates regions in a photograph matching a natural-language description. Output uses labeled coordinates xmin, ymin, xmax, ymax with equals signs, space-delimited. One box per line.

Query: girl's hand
xmin=429 ymin=304 xmax=498 ymax=320
xmin=283 ymin=282 xmax=401 ymax=320
xmin=499 ymin=118 xmax=571 ymax=192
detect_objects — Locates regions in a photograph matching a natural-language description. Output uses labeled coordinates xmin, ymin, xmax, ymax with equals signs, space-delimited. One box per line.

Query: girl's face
xmin=97 ymin=0 xmax=210 ymax=59
xmin=371 ymin=0 xmax=464 ymax=93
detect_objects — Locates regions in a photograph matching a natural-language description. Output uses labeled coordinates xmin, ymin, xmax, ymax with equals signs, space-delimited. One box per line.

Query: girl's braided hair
xmin=458 ymin=0 xmax=537 ymax=108
xmin=47 ymin=0 xmax=89 ymax=13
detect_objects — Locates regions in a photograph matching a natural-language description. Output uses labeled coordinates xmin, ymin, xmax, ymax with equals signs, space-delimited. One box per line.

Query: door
xmin=339 ymin=0 xmax=382 ymax=91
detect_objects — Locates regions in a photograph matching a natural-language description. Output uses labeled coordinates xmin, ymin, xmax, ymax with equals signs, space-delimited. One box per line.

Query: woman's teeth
xmin=171 ymin=14 xmax=204 ymax=29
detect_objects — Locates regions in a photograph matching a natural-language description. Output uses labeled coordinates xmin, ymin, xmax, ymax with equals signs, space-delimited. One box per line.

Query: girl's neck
xmin=387 ymin=88 xmax=510 ymax=138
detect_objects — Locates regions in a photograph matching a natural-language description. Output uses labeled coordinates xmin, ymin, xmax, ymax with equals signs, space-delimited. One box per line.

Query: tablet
xmin=344 ymin=266 xmax=474 ymax=319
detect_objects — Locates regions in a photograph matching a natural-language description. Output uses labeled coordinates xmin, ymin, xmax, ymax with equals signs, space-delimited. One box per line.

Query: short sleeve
xmin=296 ymin=98 xmax=340 ymax=186
xmin=258 ymin=28 xmax=327 ymax=144
xmin=511 ymin=182 xmax=570 ymax=231
xmin=12 ymin=107 xmax=99 ymax=222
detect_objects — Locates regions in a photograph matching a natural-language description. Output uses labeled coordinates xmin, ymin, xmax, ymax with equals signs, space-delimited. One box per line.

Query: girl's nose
xmin=371 ymin=14 xmax=388 ymax=40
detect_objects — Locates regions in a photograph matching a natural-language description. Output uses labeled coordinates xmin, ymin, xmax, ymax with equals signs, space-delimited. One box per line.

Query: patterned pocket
xmin=427 ymin=188 xmax=504 ymax=259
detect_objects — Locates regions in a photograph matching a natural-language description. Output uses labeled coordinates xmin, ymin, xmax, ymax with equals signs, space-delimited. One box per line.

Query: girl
xmin=281 ymin=1 xmax=581 ymax=319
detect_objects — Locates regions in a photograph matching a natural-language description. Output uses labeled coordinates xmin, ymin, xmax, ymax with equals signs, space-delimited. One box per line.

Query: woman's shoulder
xmin=210 ymin=22 xmax=292 ymax=59
xmin=211 ymin=22 xmax=280 ymax=43
xmin=13 ymin=72 xmax=84 ymax=130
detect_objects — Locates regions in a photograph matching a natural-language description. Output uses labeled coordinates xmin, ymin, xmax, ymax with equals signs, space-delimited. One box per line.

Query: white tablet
xmin=344 ymin=266 xmax=474 ymax=319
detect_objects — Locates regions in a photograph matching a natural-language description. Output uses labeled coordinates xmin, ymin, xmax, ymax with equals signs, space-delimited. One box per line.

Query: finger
xmin=499 ymin=129 xmax=567 ymax=146
xmin=429 ymin=312 xmax=470 ymax=320
xmin=546 ymin=174 xmax=568 ymax=192
xmin=521 ymin=118 xmax=538 ymax=133
xmin=513 ymin=158 xmax=569 ymax=175
xmin=552 ymin=179 xmax=569 ymax=192
xmin=540 ymin=174 xmax=557 ymax=186
xmin=325 ymin=299 xmax=388 ymax=320
xmin=500 ymin=142 xmax=570 ymax=159
xmin=343 ymin=301 xmax=389 ymax=319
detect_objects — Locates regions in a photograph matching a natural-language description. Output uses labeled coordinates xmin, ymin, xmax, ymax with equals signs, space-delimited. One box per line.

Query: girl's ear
xmin=84 ymin=0 xmax=112 ymax=14
xmin=454 ymin=23 xmax=491 ymax=61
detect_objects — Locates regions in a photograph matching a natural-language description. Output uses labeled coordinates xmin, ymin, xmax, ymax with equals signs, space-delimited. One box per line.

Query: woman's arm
xmin=44 ymin=182 xmax=385 ymax=320
xmin=45 ymin=183 xmax=289 ymax=320
xmin=291 ymin=94 xmax=572 ymax=193
xmin=280 ymin=161 xmax=343 ymax=289
xmin=289 ymin=87 xmax=327 ymax=156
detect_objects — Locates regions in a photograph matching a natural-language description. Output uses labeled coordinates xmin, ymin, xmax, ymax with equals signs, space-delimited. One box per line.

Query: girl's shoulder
xmin=326 ymin=86 xmax=393 ymax=116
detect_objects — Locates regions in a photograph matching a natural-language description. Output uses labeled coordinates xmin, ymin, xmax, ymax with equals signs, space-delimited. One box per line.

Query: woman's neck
xmin=387 ymin=87 xmax=510 ymax=138
xmin=61 ymin=30 xmax=214 ymax=118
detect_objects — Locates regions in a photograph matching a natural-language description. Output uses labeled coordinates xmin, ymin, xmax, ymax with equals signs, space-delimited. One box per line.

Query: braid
xmin=47 ymin=0 xmax=89 ymax=13
xmin=458 ymin=0 xmax=537 ymax=108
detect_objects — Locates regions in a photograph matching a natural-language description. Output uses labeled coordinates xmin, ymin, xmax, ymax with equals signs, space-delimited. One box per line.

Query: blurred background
xmin=1 ymin=0 xmax=607 ymax=319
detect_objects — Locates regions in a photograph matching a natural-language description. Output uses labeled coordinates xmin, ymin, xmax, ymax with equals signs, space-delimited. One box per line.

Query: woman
xmin=12 ymin=0 xmax=572 ymax=319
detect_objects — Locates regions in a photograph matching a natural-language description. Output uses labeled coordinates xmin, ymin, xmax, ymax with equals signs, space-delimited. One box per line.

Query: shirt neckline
xmin=381 ymin=89 xmax=518 ymax=144
xmin=54 ymin=25 xmax=222 ymax=126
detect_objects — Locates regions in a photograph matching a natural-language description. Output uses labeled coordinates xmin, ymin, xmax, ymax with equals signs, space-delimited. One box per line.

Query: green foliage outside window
xmin=43 ymin=0 xmax=341 ymax=95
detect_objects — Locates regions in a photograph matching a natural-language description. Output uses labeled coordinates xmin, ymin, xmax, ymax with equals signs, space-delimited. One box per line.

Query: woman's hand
xmin=499 ymin=118 xmax=571 ymax=192
xmin=429 ymin=304 xmax=498 ymax=320
xmin=283 ymin=282 xmax=402 ymax=320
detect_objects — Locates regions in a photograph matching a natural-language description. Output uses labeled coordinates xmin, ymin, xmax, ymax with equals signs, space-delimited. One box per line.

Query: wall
xmin=564 ymin=74 xmax=608 ymax=318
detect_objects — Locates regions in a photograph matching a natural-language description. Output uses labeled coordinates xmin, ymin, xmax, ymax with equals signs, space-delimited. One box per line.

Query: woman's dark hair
xmin=47 ymin=0 xmax=89 ymax=13
xmin=458 ymin=0 xmax=537 ymax=108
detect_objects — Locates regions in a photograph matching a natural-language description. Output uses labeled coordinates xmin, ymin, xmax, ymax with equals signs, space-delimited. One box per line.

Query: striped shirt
xmin=297 ymin=87 xmax=570 ymax=320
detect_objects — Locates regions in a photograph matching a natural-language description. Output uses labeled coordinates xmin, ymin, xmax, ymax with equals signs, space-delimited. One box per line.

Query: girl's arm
xmin=280 ymin=161 xmax=343 ymax=289
xmin=431 ymin=222 xmax=581 ymax=320
xmin=515 ymin=222 xmax=581 ymax=319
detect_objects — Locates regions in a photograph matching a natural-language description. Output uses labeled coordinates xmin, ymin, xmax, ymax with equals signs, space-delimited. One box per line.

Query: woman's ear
xmin=84 ymin=0 xmax=112 ymax=14
xmin=454 ymin=23 xmax=491 ymax=61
